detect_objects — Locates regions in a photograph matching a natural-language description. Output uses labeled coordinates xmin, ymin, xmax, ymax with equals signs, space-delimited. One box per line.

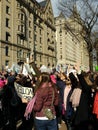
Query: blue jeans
xmin=34 ymin=118 xmax=58 ymax=130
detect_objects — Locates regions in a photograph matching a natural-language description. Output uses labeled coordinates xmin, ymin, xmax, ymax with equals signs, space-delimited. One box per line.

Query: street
xmin=59 ymin=121 xmax=67 ymax=130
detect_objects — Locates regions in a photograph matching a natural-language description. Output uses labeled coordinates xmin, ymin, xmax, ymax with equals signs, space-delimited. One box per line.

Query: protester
xmin=15 ymin=74 xmax=34 ymax=130
xmin=1 ymin=63 xmax=98 ymax=130
xmin=93 ymin=75 xmax=98 ymax=130
xmin=72 ymin=72 xmax=93 ymax=130
xmin=63 ymin=77 xmax=73 ymax=130
xmin=33 ymin=72 xmax=59 ymax=130
xmin=0 ymin=73 xmax=8 ymax=129
xmin=56 ymin=72 xmax=68 ymax=128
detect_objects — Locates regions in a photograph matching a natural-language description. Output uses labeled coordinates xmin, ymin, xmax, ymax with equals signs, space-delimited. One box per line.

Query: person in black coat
xmin=56 ymin=72 xmax=66 ymax=128
xmin=72 ymin=73 xmax=93 ymax=130
xmin=2 ymin=74 xmax=22 ymax=130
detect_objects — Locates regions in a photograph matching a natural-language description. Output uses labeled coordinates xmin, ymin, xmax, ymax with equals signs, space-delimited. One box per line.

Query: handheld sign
xmin=14 ymin=82 xmax=34 ymax=102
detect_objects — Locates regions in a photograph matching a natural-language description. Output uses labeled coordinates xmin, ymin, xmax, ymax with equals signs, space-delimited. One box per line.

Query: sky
xmin=36 ymin=0 xmax=98 ymax=19
xmin=36 ymin=0 xmax=60 ymax=17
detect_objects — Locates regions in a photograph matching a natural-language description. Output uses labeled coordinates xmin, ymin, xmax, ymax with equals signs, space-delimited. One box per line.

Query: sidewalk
xmin=59 ymin=121 xmax=67 ymax=130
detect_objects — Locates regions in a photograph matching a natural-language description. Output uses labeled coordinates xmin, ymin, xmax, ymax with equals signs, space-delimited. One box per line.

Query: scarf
xmin=24 ymin=93 xmax=37 ymax=120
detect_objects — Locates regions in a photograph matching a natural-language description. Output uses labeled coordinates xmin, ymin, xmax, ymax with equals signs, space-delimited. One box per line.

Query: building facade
xmin=33 ymin=0 xmax=56 ymax=67
xmin=0 ymin=0 xmax=56 ymax=71
xmin=55 ymin=12 xmax=89 ymax=72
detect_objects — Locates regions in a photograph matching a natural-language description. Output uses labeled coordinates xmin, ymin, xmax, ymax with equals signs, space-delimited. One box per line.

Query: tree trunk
xmin=89 ymin=51 xmax=93 ymax=71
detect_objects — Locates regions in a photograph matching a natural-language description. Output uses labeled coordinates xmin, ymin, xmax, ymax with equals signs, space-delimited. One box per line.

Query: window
xmin=34 ymin=16 xmax=37 ymax=23
xmin=60 ymin=42 xmax=62 ymax=45
xmin=18 ymin=25 xmax=25 ymax=33
xmin=60 ymin=33 xmax=62 ymax=36
xmin=17 ymin=49 xmax=23 ymax=58
xmin=6 ymin=6 xmax=10 ymax=14
xmin=18 ymin=12 xmax=25 ymax=21
xmin=21 ymin=25 xmax=25 ymax=33
xmin=60 ymin=55 xmax=62 ymax=59
xmin=59 ymin=27 xmax=62 ymax=33
xmin=27 ymin=53 xmax=30 ymax=59
xmin=6 ymin=32 xmax=10 ymax=41
xmin=40 ymin=37 xmax=42 ymax=43
xmin=5 ymin=60 xmax=9 ymax=66
xmin=18 ymin=25 xmax=20 ymax=31
xmin=40 ymin=29 xmax=41 ymax=35
xmin=21 ymin=13 xmax=24 ymax=21
xmin=6 ymin=18 xmax=9 ymax=27
xmin=5 ymin=46 xmax=9 ymax=56
xmin=18 ymin=11 xmax=26 ymax=37
xmin=17 ymin=35 xmax=21 ymax=44
xmin=18 ymin=13 xmax=20 ymax=19
xmin=40 ymin=46 xmax=42 ymax=51
xmin=34 ymin=26 xmax=36 ymax=31
xmin=20 ymin=39 xmax=24 ymax=45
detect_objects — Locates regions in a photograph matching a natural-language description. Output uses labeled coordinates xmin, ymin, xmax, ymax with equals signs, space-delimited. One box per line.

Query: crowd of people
xmin=0 ymin=64 xmax=98 ymax=130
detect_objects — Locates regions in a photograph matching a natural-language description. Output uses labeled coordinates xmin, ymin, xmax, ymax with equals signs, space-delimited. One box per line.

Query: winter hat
xmin=0 ymin=79 xmax=7 ymax=88
xmin=50 ymin=75 xmax=56 ymax=84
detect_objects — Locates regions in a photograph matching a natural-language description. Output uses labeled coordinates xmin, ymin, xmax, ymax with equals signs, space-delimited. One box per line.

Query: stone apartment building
xmin=0 ymin=0 xmax=56 ymax=71
xmin=55 ymin=12 xmax=89 ymax=72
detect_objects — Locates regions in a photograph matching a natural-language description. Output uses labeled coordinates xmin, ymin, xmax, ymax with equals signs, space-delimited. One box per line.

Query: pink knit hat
xmin=50 ymin=75 xmax=56 ymax=84
xmin=0 ymin=79 xmax=6 ymax=88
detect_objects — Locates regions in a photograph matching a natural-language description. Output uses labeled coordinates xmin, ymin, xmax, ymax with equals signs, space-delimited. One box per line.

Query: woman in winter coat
xmin=56 ymin=72 xmax=68 ymax=126
xmin=72 ymin=72 xmax=93 ymax=130
xmin=65 ymin=72 xmax=80 ymax=130
xmin=33 ymin=72 xmax=59 ymax=130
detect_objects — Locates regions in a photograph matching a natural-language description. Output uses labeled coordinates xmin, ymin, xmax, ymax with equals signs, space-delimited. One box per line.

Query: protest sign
xmin=14 ymin=82 xmax=33 ymax=101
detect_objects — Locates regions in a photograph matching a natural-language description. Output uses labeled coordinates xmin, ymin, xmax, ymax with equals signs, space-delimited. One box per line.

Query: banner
xmin=14 ymin=82 xmax=34 ymax=101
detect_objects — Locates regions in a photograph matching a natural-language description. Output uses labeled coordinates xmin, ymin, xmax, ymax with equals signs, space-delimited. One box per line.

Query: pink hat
xmin=0 ymin=79 xmax=6 ymax=88
xmin=50 ymin=75 xmax=56 ymax=84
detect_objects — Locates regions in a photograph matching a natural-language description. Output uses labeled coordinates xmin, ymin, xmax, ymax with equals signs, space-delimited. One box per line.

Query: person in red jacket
xmin=33 ymin=72 xmax=59 ymax=130
xmin=93 ymin=75 xmax=98 ymax=130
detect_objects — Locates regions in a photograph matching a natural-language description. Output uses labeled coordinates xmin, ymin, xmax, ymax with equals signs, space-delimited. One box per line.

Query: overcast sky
xmin=36 ymin=0 xmax=60 ymax=17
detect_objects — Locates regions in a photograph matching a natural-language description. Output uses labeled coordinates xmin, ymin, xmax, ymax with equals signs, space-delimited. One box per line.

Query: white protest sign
xmin=14 ymin=82 xmax=34 ymax=101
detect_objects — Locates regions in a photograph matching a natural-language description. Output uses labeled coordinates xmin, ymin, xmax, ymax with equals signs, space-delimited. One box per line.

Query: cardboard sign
xmin=22 ymin=63 xmax=39 ymax=76
xmin=14 ymin=82 xmax=34 ymax=101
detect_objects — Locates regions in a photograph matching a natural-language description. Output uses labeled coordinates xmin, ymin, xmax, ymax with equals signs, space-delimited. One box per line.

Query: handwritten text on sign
xmin=14 ymin=82 xmax=33 ymax=101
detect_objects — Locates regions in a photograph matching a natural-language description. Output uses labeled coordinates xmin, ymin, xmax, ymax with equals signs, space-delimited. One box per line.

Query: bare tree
xmin=58 ymin=0 xmax=98 ymax=70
